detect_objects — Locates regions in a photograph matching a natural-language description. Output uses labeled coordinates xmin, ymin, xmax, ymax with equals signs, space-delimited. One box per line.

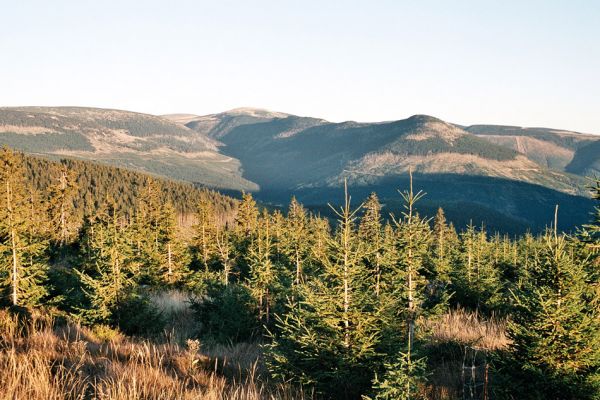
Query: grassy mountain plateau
xmin=1 ymin=106 xmax=599 ymax=233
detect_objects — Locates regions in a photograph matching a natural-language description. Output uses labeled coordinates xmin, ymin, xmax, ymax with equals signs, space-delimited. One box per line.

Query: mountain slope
xmin=3 ymin=106 xmax=595 ymax=233
xmin=179 ymin=109 xmax=593 ymax=233
xmin=164 ymin=107 xmax=296 ymax=139
xmin=19 ymin=152 xmax=238 ymax=229
xmin=465 ymin=124 xmax=600 ymax=175
xmin=0 ymin=107 xmax=257 ymax=191
xmin=186 ymin=112 xmax=584 ymax=195
xmin=566 ymin=140 xmax=600 ymax=176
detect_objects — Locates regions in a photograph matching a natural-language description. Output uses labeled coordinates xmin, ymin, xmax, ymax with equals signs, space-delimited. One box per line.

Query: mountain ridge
xmin=2 ymin=105 xmax=599 ymax=233
xmin=175 ymin=109 xmax=589 ymax=195
xmin=0 ymin=106 xmax=257 ymax=191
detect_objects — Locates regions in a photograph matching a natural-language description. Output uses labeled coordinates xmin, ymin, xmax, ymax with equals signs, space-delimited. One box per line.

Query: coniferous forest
xmin=1 ymin=146 xmax=599 ymax=400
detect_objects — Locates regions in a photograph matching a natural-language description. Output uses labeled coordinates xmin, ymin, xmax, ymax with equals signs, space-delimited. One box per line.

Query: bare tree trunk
xmin=167 ymin=242 xmax=173 ymax=277
xmin=375 ymin=253 xmax=381 ymax=297
xmin=342 ymin=182 xmax=350 ymax=348
xmin=60 ymin=171 xmax=67 ymax=244
xmin=223 ymin=258 xmax=230 ymax=286
xmin=295 ymin=251 xmax=301 ymax=286
xmin=6 ymin=180 xmax=18 ymax=306
xmin=215 ymin=226 xmax=230 ymax=286
xmin=265 ymin=287 xmax=270 ymax=325
xmin=10 ymin=227 xmax=18 ymax=306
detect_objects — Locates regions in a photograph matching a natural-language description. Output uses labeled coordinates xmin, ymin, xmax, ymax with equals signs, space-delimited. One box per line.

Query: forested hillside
xmin=0 ymin=107 xmax=257 ymax=191
xmin=1 ymin=145 xmax=599 ymax=399
xmin=2 ymin=106 xmax=597 ymax=235
xmin=466 ymin=124 xmax=600 ymax=174
xmin=19 ymin=150 xmax=237 ymax=230
xmin=174 ymin=109 xmax=595 ymax=234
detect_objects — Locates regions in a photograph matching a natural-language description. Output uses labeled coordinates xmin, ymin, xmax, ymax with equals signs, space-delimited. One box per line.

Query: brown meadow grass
xmin=421 ymin=308 xmax=510 ymax=400
xmin=0 ymin=304 xmax=508 ymax=400
xmin=0 ymin=308 xmax=305 ymax=400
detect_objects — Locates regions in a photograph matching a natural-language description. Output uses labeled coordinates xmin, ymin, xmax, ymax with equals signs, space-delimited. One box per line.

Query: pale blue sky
xmin=1 ymin=1 xmax=599 ymax=133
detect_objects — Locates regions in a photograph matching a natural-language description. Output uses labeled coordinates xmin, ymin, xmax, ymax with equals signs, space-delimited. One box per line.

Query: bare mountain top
xmin=163 ymin=107 xmax=295 ymax=139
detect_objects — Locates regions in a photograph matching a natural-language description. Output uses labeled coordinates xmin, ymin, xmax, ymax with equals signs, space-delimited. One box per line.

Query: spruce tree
xmin=378 ymin=171 xmax=431 ymax=398
xmin=76 ymin=200 xmax=136 ymax=323
xmin=422 ymin=207 xmax=457 ymax=311
xmin=236 ymin=191 xmax=259 ymax=237
xmin=158 ymin=201 xmax=190 ymax=285
xmin=359 ymin=193 xmax=384 ymax=297
xmin=132 ymin=179 xmax=164 ymax=284
xmin=234 ymin=192 xmax=259 ymax=279
xmin=281 ymin=197 xmax=311 ymax=287
xmin=507 ymin=208 xmax=600 ymax=398
xmin=247 ymin=210 xmax=279 ymax=326
xmin=193 ymin=197 xmax=217 ymax=272
xmin=428 ymin=207 xmax=458 ymax=284
xmin=266 ymin=182 xmax=381 ymax=398
xmin=214 ymin=222 xmax=234 ymax=286
xmin=451 ymin=223 xmax=502 ymax=313
xmin=584 ymin=178 xmax=600 ymax=242
xmin=48 ymin=162 xmax=78 ymax=246
xmin=0 ymin=147 xmax=49 ymax=307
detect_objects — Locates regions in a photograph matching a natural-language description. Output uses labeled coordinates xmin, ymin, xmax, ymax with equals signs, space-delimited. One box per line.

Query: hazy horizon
xmin=1 ymin=1 xmax=599 ymax=133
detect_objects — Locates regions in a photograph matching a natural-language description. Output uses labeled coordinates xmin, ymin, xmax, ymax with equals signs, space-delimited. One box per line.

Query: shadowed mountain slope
xmin=465 ymin=124 xmax=600 ymax=175
xmin=179 ymin=109 xmax=595 ymax=233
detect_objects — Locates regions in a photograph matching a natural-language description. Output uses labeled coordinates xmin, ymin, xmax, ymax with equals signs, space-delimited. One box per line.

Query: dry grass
xmin=0 ymin=305 xmax=509 ymax=400
xmin=421 ymin=308 xmax=510 ymax=400
xmin=0 ymin=309 xmax=304 ymax=400
xmin=424 ymin=308 xmax=510 ymax=351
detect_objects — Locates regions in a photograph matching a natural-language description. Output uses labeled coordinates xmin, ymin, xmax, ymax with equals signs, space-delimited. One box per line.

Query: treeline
xmin=0 ymin=147 xmax=599 ymax=399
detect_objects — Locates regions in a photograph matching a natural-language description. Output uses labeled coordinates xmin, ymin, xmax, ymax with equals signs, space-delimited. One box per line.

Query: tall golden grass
xmin=0 ymin=309 xmax=304 ymax=400
xmin=422 ymin=308 xmax=510 ymax=400
xmin=424 ymin=307 xmax=510 ymax=351
xmin=0 ymin=305 xmax=508 ymax=400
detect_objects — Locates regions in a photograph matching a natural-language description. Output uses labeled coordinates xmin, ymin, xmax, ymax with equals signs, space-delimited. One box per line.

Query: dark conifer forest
xmin=1 ymin=146 xmax=599 ymax=399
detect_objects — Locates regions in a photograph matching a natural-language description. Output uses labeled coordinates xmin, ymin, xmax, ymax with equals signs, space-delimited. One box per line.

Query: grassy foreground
xmin=0 ymin=292 xmax=508 ymax=400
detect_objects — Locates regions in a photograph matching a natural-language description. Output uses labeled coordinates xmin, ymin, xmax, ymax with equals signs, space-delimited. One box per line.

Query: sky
xmin=1 ymin=0 xmax=599 ymax=133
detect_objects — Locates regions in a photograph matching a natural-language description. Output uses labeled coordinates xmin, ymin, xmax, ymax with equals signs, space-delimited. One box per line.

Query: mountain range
xmin=0 ymin=107 xmax=256 ymax=191
xmin=1 ymin=106 xmax=598 ymax=233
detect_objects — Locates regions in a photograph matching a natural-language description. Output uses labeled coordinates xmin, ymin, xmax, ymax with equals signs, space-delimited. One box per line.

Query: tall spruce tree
xmin=76 ymin=200 xmax=136 ymax=323
xmin=266 ymin=182 xmax=381 ymax=398
xmin=236 ymin=192 xmax=259 ymax=237
xmin=0 ymin=147 xmax=49 ymax=307
xmin=48 ymin=163 xmax=78 ymax=247
xmin=215 ymin=222 xmax=234 ymax=286
xmin=376 ymin=171 xmax=431 ymax=399
xmin=451 ymin=222 xmax=502 ymax=312
xmin=234 ymin=192 xmax=259 ymax=279
xmin=158 ymin=201 xmax=190 ymax=285
xmin=247 ymin=210 xmax=279 ymax=326
xmin=193 ymin=197 xmax=217 ymax=272
xmin=132 ymin=179 xmax=164 ymax=284
xmin=282 ymin=197 xmax=311 ymax=287
xmin=359 ymin=193 xmax=384 ymax=297
xmin=428 ymin=207 xmax=458 ymax=284
xmin=507 ymin=207 xmax=600 ymax=398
